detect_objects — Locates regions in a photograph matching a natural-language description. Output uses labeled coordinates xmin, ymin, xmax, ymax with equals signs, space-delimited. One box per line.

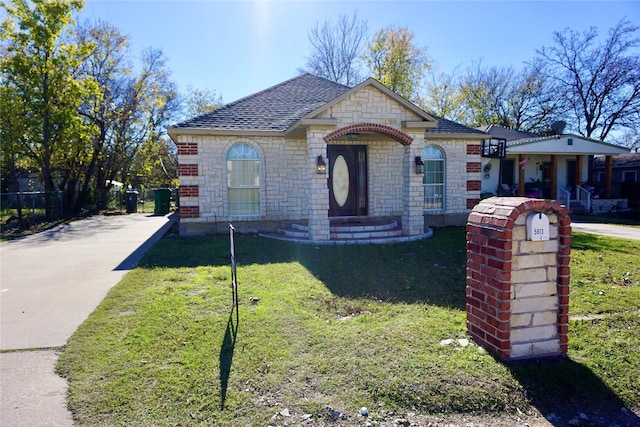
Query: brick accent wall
xmin=466 ymin=198 xmax=481 ymax=210
xmin=466 ymin=180 xmax=481 ymax=191
xmin=467 ymin=162 xmax=482 ymax=173
xmin=177 ymin=142 xmax=198 ymax=155
xmin=466 ymin=197 xmax=571 ymax=360
xmin=178 ymin=185 xmax=199 ymax=198
xmin=177 ymin=164 xmax=198 ymax=176
xmin=180 ymin=205 xmax=200 ymax=218
xmin=466 ymin=144 xmax=482 ymax=155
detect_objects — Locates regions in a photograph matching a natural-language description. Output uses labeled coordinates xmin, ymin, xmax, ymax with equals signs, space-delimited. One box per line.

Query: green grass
xmin=57 ymin=228 xmax=640 ymax=426
xmin=570 ymin=233 xmax=640 ymax=316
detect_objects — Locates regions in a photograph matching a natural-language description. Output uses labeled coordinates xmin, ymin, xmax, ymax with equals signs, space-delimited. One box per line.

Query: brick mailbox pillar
xmin=466 ymin=197 xmax=571 ymax=360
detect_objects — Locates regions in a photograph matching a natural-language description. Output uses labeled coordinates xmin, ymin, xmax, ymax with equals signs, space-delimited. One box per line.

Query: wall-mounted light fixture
xmin=415 ymin=156 xmax=424 ymax=175
xmin=316 ymin=155 xmax=327 ymax=174
xmin=346 ymin=132 xmax=360 ymax=140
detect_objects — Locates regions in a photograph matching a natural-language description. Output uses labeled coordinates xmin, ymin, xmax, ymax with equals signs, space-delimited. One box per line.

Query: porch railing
xmin=558 ymin=187 xmax=571 ymax=209
xmin=576 ymin=185 xmax=592 ymax=213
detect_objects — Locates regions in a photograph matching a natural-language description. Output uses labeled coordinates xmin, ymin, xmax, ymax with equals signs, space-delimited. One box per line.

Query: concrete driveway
xmin=0 ymin=213 xmax=176 ymax=426
xmin=571 ymin=222 xmax=640 ymax=241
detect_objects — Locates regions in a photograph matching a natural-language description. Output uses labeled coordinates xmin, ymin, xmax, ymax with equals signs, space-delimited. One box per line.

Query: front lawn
xmin=57 ymin=228 xmax=640 ymax=426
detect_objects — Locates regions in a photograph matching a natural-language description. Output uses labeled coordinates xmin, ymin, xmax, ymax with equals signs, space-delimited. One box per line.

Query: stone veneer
xmin=176 ymin=85 xmax=484 ymax=236
xmin=466 ymin=197 xmax=571 ymax=360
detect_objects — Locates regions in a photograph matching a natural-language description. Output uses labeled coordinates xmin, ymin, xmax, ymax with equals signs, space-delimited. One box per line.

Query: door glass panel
xmin=332 ymin=155 xmax=349 ymax=207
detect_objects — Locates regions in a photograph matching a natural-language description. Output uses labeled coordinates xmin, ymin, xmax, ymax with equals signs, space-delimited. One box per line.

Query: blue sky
xmin=79 ymin=1 xmax=639 ymax=105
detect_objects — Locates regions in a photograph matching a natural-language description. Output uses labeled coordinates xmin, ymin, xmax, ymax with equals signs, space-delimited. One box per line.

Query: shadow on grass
xmin=138 ymin=227 xmax=469 ymax=309
xmin=571 ymin=230 xmax=640 ymax=254
xmin=139 ymin=228 xmax=639 ymax=422
xmin=219 ymin=308 xmax=238 ymax=410
xmin=505 ymin=357 xmax=640 ymax=426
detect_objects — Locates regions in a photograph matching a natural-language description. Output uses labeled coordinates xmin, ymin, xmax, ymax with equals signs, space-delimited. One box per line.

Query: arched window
xmin=422 ymin=145 xmax=445 ymax=210
xmin=227 ymin=144 xmax=260 ymax=215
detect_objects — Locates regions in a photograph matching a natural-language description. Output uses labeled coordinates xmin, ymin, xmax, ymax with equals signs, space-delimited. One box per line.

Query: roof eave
xmin=167 ymin=127 xmax=287 ymax=138
xmin=425 ymin=132 xmax=489 ymax=140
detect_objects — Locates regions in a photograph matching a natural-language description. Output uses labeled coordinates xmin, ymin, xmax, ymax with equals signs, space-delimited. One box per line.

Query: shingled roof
xmin=172 ymin=73 xmax=350 ymax=132
xmin=170 ymin=73 xmax=485 ymax=138
xmin=427 ymin=114 xmax=488 ymax=136
xmin=476 ymin=124 xmax=540 ymax=142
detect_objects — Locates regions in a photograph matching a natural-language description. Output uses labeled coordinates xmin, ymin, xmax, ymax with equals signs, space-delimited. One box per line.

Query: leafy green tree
xmin=75 ymin=20 xmax=179 ymax=209
xmin=183 ymin=85 xmax=223 ymax=118
xmin=0 ymin=75 xmax=28 ymax=224
xmin=129 ymin=136 xmax=178 ymax=189
xmin=1 ymin=0 xmax=97 ymax=219
xmin=420 ymin=66 xmax=466 ymax=122
xmin=363 ymin=25 xmax=430 ymax=102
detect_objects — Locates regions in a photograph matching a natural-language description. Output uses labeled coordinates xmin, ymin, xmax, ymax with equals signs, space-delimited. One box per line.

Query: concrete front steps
xmin=259 ymin=217 xmax=433 ymax=245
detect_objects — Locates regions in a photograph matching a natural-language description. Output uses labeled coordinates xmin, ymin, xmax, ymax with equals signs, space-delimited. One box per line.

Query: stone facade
xmin=466 ymin=197 xmax=571 ymax=360
xmin=176 ymin=84 xmax=484 ymax=237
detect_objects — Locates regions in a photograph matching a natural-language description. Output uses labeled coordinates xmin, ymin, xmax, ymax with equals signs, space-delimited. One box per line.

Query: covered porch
xmin=480 ymin=134 xmax=630 ymax=213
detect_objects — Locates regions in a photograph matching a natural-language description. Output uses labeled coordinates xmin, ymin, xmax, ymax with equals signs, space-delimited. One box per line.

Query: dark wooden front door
xmin=328 ymin=145 xmax=368 ymax=217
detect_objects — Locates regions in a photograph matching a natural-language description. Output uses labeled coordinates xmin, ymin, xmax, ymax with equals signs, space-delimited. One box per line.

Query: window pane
xmin=228 ymin=188 xmax=260 ymax=215
xmin=424 ymin=184 xmax=443 ymax=209
xmin=227 ymin=143 xmax=260 ymax=215
xmin=227 ymin=160 xmax=259 ymax=186
xmin=227 ymin=144 xmax=259 ymax=160
xmin=422 ymin=145 xmax=445 ymax=210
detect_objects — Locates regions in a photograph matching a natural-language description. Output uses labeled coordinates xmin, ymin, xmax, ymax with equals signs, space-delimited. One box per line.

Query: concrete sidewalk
xmin=571 ymin=222 xmax=640 ymax=241
xmin=1 ymin=213 xmax=176 ymax=426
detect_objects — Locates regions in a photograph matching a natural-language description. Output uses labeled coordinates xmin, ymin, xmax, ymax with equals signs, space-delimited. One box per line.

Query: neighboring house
xmin=592 ymin=153 xmax=640 ymax=206
xmin=477 ymin=125 xmax=630 ymax=213
xmin=167 ymin=74 xmax=488 ymax=241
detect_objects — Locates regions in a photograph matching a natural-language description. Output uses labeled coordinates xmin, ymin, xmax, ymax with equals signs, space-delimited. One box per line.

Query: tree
xmin=301 ymin=12 xmax=368 ymax=86
xmin=536 ymin=19 xmax=640 ymax=141
xmin=183 ymin=85 xmax=223 ymax=118
xmin=363 ymin=25 xmax=430 ymax=102
xmin=74 ymin=19 xmax=131 ymax=211
xmin=420 ymin=66 xmax=466 ymax=122
xmin=1 ymin=0 xmax=98 ymax=219
xmin=454 ymin=61 xmax=565 ymax=132
xmin=129 ymin=136 xmax=178 ymax=189
xmin=91 ymin=47 xmax=179 ymax=209
xmin=0 ymin=73 xmax=28 ymax=224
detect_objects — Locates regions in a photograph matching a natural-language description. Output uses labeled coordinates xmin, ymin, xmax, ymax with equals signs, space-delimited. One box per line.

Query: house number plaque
xmin=526 ymin=212 xmax=550 ymax=241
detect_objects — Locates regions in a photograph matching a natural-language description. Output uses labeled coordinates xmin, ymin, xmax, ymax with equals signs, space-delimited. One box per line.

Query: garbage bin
xmin=154 ymin=188 xmax=171 ymax=215
xmin=125 ymin=190 xmax=139 ymax=213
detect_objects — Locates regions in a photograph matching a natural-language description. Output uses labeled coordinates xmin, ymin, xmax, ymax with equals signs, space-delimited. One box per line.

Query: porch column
xmin=576 ymin=155 xmax=583 ymax=187
xmin=550 ymin=155 xmax=558 ymax=199
xmin=307 ymin=127 xmax=330 ymax=241
xmin=518 ymin=154 xmax=525 ymax=197
xmin=402 ymin=133 xmax=425 ymax=236
xmin=605 ymin=155 xmax=613 ymax=198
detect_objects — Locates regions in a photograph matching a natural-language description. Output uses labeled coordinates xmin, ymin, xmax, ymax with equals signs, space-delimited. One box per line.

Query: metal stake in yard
xmin=229 ymin=223 xmax=239 ymax=324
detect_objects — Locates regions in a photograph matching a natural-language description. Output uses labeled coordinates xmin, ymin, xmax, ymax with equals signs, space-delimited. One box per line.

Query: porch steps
xmin=259 ymin=218 xmax=433 ymax=245
xmin=569 ymin=200 xmax=589 ymax=214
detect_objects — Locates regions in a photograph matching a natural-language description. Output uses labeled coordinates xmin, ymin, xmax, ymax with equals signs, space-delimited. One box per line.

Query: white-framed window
xmin=422 ymin=145 xmax=445 ymax=210
xmin=227 ymin=143 xmax=260 ymax=216
xmin=622 ymin=170 xmax=637 ymax=182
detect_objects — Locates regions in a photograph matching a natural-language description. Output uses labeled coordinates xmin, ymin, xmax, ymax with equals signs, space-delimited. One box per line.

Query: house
xmin=592 ymin=153 xmax=640 ymax=207
xmin=477 ymin=125 xmax=630 ymax=213
xmin=167 ymin=74 xmax=488 ymax=242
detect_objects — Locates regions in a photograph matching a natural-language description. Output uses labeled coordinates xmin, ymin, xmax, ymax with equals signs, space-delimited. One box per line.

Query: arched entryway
xmin=323 ymin=123 xmax=413 ymax=217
